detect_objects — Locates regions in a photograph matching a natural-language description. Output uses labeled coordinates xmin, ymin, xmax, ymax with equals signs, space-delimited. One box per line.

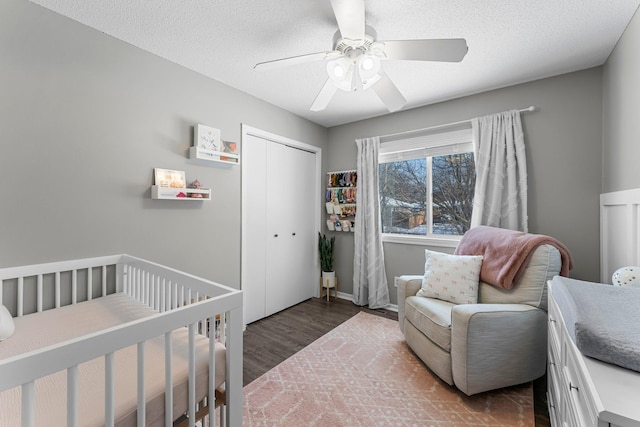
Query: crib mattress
xmin=0 ymin=293 xmax=226 ymax=427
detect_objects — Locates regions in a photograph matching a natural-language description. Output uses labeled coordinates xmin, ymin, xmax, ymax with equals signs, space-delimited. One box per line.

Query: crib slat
xmin=172 ymin=282 xmax=177 ymax=310
xmin=124 ymin=265 xmax=130 ymax=295
xmin=22 ymin=381 xmax=35 ymax=427
xmin=149 ymin=273 xmax=155 ymax=309
xmin=72 ymin=269 xmax=77 ymax=305
xmin=55 ymin=271 xmax=61 ymax=308
xmin=17 ymin=277 xmax=23 ymax=317
xmin=102 ymin=265 xmax=107 ymax=297
xmin=209 ymin=315 xmax=216 ymax=427
xmin=219 ymin=312 xmax=226 ymax=344
xmin=87 ymin=267 xmax=93 ymax=301
xmin=188 ymin=323 xmax=196 ymax=427
xmin=142 ymin=270 xmax=147 ymax=304
xmin=67 ymin=365 xmax=79 ymax=427
xmin=137 ymin=341 xmax=146 ymax=426
xmin=105 ymin=352 xmax=115 ymax=427
xmin=37 ymin=274 xmax=43 ymax=312
xmin=165 ymin=331 xmax=173 ymax=427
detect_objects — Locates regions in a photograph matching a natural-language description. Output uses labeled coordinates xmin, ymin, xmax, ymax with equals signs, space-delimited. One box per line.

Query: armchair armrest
xmin=396 ymin=275 xmax=422 ymax=335
xmin=451 ymin=304 xmax=547 ymax=395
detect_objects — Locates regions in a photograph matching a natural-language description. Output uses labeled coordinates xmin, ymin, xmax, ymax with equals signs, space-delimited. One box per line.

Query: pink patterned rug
xmin=243 ymin=312 xmax=534 ymax=426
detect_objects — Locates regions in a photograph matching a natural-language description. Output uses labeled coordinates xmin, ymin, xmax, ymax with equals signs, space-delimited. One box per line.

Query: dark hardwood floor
xmin=243 ymin=297 xmax=550 ymax=426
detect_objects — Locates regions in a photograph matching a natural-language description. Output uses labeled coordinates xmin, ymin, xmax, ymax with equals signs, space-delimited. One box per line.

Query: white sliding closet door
xmin=242 ymin=128 xmax=318 ymax=325
xmin=265 ymin=142 xmax=316 ymax=315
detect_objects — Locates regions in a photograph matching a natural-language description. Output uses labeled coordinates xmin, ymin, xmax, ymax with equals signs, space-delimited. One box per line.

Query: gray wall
xmin=0 ymin=0 xmax=328 ymax=290
xmin=1 ymin=0 xmax=625 ymax=307
xmin=328 ymin=68 xmax=604 ymax=303
xmin=603 ymin=7 xmax=640 ymax=193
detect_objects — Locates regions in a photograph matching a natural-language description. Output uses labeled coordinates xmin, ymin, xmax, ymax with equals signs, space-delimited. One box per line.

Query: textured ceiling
xmin=30 ymin=0 xmax=640 ymax=127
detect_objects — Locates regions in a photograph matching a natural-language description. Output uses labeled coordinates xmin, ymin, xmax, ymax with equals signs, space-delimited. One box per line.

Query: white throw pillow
xmin=417 ymin=249 xmax=483 ymax=304
xmin=0 ymin=304 xmax=15 ymax=341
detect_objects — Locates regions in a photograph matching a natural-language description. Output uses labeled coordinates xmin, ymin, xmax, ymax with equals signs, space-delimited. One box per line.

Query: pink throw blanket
xmin=455 ymin=226 xmax=573 ymax=290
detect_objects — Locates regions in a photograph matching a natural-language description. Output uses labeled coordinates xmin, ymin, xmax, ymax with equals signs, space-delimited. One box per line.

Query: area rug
xmin=243 ymin=311 xmax=533 ymax=426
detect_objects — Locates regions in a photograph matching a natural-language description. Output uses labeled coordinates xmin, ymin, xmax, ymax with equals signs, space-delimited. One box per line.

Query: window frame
xmin=378 ymin=125 xmax=474 ymax=248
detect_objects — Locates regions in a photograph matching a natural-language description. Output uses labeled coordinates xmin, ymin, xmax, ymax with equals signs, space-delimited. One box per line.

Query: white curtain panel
xmin=471 ymin=110 xmax=528 ymax=232
xmin=353 ymin=137 xmax=390 ymax=309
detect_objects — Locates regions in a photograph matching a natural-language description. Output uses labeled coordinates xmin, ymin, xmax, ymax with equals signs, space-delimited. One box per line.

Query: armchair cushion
xmin=405 ymin=296 xmax=455 ymax=351
xmin=417 ymin=250 xmax=483 ymax=304
xmin=478 ymin=244 xmax=561 ymax=311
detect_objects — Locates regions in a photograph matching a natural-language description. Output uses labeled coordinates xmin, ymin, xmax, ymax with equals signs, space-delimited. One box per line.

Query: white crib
xmin=0 ymin=254 xmax=243 ymax=427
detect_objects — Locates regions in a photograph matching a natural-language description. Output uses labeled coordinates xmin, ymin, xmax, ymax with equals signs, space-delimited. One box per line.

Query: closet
xmin=242 ymin=127 xmax=319 ymax=325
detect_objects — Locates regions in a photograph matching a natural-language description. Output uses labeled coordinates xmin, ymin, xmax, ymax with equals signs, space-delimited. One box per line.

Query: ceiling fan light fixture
xmin=357 ymin=53 xmax=381 ymax=81
xmin=327 ymin=57 xmax=354 ymax=92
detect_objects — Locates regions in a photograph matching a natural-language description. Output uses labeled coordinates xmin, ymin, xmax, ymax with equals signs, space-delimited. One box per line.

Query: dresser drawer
xmin=548 ymin=344 xmax=561 ymax=408
xmin=547 ymin=300 xmax=562 ymax=359
xmin=563 ymin=337 xmax=597 ymax=426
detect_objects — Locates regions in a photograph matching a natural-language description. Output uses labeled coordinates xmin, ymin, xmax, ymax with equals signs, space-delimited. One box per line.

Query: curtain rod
xmin=378 ymin=106 xmax=536 ymax=143
xmin=326 ymin=169 xmax=357 ymax=175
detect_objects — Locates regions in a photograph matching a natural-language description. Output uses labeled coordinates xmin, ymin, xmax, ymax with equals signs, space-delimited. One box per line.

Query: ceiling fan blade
xmin=372 ymin=71 xmax=406 ymax=112
xmin=310 ymin=79 xmax=338 ymax=111
xmin=254 ymin=51 xmax=332 ymax=71
xmin=330 ymin=0 xmax=365 ymax=41
xmin=381 ymin=38 xmax=469 ymax=62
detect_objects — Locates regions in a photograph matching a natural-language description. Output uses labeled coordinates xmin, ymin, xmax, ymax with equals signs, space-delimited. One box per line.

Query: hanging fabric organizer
xmin=325 ymin=169 xmax=357 ymax=232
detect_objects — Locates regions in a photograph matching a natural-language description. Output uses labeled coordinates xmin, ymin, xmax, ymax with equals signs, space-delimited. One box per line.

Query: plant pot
xmin=322 ymin=270 xmax=336 ymax=288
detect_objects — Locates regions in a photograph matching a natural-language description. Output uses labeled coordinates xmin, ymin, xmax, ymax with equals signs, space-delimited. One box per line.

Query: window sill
xmin=381 ymin=234 xmax=461 ymax=248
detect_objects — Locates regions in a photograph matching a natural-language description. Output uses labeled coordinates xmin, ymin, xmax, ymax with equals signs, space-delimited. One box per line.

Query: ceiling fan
xmin=254 ymin=0 xmax=468 ymax=113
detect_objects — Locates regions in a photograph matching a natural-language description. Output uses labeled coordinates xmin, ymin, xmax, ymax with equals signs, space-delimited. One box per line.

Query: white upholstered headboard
xmin=600 ymin=188 xmax=640 ymax=283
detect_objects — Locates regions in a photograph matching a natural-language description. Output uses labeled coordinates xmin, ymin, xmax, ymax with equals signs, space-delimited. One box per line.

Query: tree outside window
xmin=379 ymin=152 xmax=475 ymax=237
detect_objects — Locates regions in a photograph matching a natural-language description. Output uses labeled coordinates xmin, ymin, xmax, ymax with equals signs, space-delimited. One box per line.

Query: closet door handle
xmin=292 ymin=232 xmax=296 ymax=236
xmin=274 ymin=234 xmax=278 ymax=238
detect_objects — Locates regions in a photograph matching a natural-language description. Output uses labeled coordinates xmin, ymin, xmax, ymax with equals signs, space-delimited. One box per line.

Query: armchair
xmin=398 ymin=243 xmax=562 ymax=395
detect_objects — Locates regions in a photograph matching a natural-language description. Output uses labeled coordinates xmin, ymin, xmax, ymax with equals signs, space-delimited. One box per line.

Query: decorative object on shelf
xmin=327 ymin=171 xmax=357 ymax=188
xmin=188 ymin=179 xmax=204 ymax=198
xmin=195 ymin=124 xmax=221 ymax=152
xmin=190 ymin=124 xmax=239 ymax=165
xmin=220 ymin=141 xmax=239 ymax=162
xmin=154 ymin=168 xmax=186 ymax=189
xmin=612 ymin=266 xmax=640 ymax=287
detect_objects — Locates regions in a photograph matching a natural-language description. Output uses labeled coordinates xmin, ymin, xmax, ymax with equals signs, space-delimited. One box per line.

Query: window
xmin=378 ymin=126 xmax=475 ymax=246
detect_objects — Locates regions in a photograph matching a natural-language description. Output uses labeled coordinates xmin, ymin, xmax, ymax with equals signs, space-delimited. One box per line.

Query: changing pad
xmin=551 ymin=276 xmax=640 ymax=372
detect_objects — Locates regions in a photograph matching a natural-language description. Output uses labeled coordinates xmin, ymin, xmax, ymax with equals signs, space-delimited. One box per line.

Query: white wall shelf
xmin=189 ymin=146 xmax=239 ymax=165
xmin=151 ymin=185 xmax=211 ymax=200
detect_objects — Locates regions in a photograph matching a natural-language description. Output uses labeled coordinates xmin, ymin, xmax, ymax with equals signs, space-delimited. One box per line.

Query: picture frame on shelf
xmin=220 ymin=141 xmax=239 ymax=163
xmin=154 ymin=168 xmax=186 ymax=188
xmin=195 ymin=124 xmax=221 ymax=153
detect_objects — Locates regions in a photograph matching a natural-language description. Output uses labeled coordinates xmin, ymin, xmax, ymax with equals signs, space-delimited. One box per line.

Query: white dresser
xmin=548 ymin=281 xmax=640 ymax=427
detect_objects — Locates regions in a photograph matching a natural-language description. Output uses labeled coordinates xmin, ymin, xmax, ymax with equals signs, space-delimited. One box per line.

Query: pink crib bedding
xmin=0 ymin=293 xmax=225 ymax=426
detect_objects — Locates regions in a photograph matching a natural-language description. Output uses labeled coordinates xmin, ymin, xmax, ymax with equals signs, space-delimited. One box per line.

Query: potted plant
xmin=318 ymin=232 xmax=336 ymax=287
